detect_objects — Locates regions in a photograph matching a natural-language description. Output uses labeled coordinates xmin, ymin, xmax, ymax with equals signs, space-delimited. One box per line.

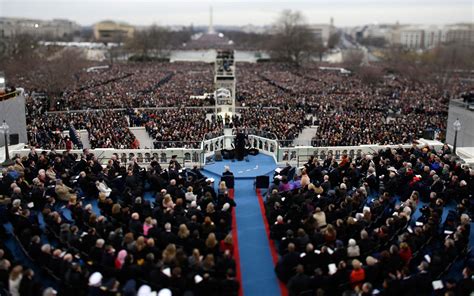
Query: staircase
xmin=129 ymin=127 xmax=154 ymax=149
xmin=78 ymin=130 xmax=90 ymax=149
xmin=293 ymin=126 xmax=318 ymax=146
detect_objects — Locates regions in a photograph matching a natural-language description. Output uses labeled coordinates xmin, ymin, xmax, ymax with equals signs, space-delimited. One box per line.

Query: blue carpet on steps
xmin=203 ymin=157 xmax=281 ymax=296
xmin=232 ymin=178 xmax=281 ymax=296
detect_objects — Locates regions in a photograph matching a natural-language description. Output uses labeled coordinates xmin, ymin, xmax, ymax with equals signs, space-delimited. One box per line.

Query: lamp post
xmin=452 ymin=118 xmax=461 ymax=155
xmin=0 ymin=120 xmax=14 ymax=167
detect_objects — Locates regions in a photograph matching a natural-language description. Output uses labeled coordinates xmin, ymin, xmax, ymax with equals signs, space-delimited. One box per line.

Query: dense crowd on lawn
xmin=237 ymin=63 xmax=452 ymax=146
xmin=129 ymin=109 xmax=223 ymax=149
xmin=0 ymin=148 xmax=240 ymax=295
xmin=10 ymin=61 xmax=473 ymax=150
xmin=27 ymin=111 xmax=139 ymax=150
xmin=154 ymin=65 xmax=214 ymax=105
xmin=265 ymin=144 xmax=473 ymax=295
xmin=232 ymin=108 xmax=307 ymax=146
xmin=13 ymin=63 xmax=215 ymax=112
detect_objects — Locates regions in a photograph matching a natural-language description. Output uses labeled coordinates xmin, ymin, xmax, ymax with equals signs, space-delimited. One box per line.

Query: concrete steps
xmin=78 ymin=130 xmax=90 ymax=149
xmin=293 ymin=126 xmax=318 ymax=146
xmin=129 ymin=127 xmax=154 ymax=149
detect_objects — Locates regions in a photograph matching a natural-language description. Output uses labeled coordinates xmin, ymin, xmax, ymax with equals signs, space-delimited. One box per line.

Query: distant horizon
xmin=1 ymin=0 xmax=472 ymax=28
xmin=1 ymin=15 xmax=473 ymax=30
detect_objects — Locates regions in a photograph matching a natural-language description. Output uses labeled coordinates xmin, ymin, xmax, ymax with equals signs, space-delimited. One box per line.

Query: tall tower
xmin=208 ymin=6 xmax=215 ymax=34
xmin=214 ymin=50 xmax=235 ymax=120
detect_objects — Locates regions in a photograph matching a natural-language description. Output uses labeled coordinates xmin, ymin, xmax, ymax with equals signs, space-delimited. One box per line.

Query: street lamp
xmin=452 ymin=118 xmax=462 ymax=155
xmin=0 ymin=120 xmax=14 ymax=167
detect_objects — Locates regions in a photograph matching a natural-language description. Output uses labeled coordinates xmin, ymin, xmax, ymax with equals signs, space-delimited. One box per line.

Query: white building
xmin=398 ymin=28 xmax=425 ymax=49
xmin=0 ymin=17 xmax=80 ymax=39
xmin=444 ymin=24 xmax=474 ymax=46
xmin=309 ymin=18 xmax=336 ymax=46
xmin=423 ymin=26 xmax=445 ymax=49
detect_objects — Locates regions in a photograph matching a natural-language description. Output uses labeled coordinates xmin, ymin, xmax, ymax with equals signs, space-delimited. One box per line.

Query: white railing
xmin=7 ymin=146 xmax=204 ymax=168
xmin=6 ymin=137 xmax=448 ymax=168
xmin=279 ymin=139 xmax=445 ymax=167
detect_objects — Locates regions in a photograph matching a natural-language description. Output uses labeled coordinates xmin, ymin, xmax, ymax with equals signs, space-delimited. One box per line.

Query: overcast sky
xmin=0 ymin=0 xmax=472 ymax=27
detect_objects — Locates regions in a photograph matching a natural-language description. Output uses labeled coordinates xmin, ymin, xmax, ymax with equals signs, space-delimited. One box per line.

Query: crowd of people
xmin=0 ymin=148 xmax=240 ymax=295
xmin=27 ymin=111 xmax=139 ymax=150
xmin=237 ymin=63 xmax=452 ymax=146
xmin=129 ymin=109 xmax=223 ymax=149
xmin=10 ymin=60 xmax=472 ymax=151
xmin=232 ymin=108 xmax=307 ymax=147
xmin=264 ymin=144 xmax=473 ymax=295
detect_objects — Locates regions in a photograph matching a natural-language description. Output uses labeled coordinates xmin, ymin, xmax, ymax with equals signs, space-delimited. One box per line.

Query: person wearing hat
xmin=88 ymin=272 xmax=103 ymax=296
xmin=169 ymin=155 xmax=181 ymax=171
xmin=157 ymin=288 xmax=172 ymax=296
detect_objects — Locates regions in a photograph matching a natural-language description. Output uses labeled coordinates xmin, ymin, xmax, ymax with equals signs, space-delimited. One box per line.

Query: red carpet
xmin=256 ymin=188 xmax=289 ymax=296
xmin=229 ymin=189 xmax=244 ymax=296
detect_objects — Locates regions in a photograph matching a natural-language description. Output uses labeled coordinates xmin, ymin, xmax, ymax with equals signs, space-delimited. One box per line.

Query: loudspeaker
xmin=214 ymin=151 xmax=223 ymax=161
xmin=422 ymin=129 xmax=435 ymax=140
xmin=256 ymin=175 xmax=270 ymax=189
xmin=9 ymin=134 xmax=19 ymax=145
xmin=248 ymin=148 xmax=259 ymax=156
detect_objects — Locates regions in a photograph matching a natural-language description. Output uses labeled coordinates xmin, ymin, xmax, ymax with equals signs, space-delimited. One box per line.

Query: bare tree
xmin=2 ymin=33 xmax=40 ymax=80
xmin=343 ymin=49 xmax=364 ymax=71
xmin=268 ymin=10 xmax=320 ymax=66
xmin=39 ymin=48 xmax=87 ymax=96
xmin=327 ymin=32 xmax=341 ymax=49
xmin=427 ymin=43 xmax=474 ymax=92
xmin=126 ymin=25 xmax=170 ymax=58
xmin=383 ymin=42 xmax=474 ymax=91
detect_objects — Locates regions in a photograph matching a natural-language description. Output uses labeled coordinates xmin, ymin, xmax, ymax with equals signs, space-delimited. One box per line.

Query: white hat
xmin=88 ymin=272 xmax=102 ymax=286
xmin=157 ymin=289 xmax=172 ymax=296
xmin=222 ymin=203 xmax=230 ymax=211
xmin=138 ymin=285 xmax=157 ymax=296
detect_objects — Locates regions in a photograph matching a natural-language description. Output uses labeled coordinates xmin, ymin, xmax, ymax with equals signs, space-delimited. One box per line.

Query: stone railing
xmin=5 ymin=137 xmax=448 ymax=169
xmin=7 ymin=146 xmax=204 ymax=168
xmin=279 ymin=139 xmax=445 ymax=167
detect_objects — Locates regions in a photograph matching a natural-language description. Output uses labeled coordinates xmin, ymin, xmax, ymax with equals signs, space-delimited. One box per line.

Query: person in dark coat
xmin=411 ymin=261 xmax=433 ymax=295
xmin=220 ymin=269 xmax=240 ymax=296
xmin=275 ymin=243 xmax=300 ymax=283
xmin=287 ymin=264 xmax=310 ymax=296
xmin=19 ymin=269 xmax=37 ymax=296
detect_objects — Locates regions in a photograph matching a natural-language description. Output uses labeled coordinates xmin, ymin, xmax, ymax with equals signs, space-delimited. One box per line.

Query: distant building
xmin=93 ymin=20 xmax=134 ymax=42
xmin=0 ymin=17 xmax=80 ymax=39
xmin=424 ymin=27 xmax=445 ymax=49
xmin=444 ymin=24 xmax=474 ymax=46
xmin=350 ymin=22 xmax=473 ymax=50
xmin=392 ymin=23 xmax=473 ymax=49
xmin=309 ymin=19 xmax=336 ymax=46
xmin=398 ymin=28 xmax=425 ymax=49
